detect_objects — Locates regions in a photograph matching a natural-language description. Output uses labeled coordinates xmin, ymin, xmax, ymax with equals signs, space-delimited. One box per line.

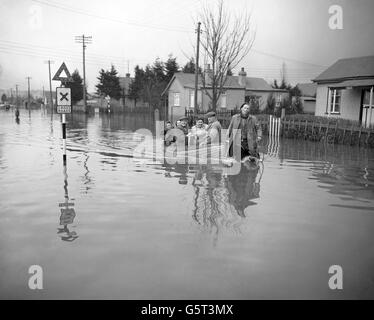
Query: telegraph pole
xmin=44 ymin=60 xmax=55 ymax=117
xmin=75 ymin=35 xmax=92 ymax=113
xmin=26 ymin=77 xmax=32 ymax=112
xmin=194 ymin=22 xmax=201 ymax=117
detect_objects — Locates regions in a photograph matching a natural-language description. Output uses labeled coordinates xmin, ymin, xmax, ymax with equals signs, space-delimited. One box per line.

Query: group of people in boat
xmin=164 ymin=102 xmax=262 ymax=161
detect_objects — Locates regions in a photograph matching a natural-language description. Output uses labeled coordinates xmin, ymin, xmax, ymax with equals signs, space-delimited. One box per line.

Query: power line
xmin=0 ymin=39 xmax=153 ymax=66
xmin=31 ymin=0 xmax=192 ymax=33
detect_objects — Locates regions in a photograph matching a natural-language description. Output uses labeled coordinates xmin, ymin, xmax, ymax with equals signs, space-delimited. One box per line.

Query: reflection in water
xmin=82 ymin=152 xmax=94 ymax=194
xmin=57 ymin=165 xmax=78 ymax=242
xmin=163 ymin=160 xmax=263 ymax=245
xmin=276 ymin=138 xmax=374 ymax=201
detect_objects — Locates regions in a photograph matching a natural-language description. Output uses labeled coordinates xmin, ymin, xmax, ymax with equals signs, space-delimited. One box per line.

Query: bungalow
xmin=162 ymin=66 xmax=288 ymax=122
xmin=295 ymin=82 xmax=317 ymax=114
xmin=312 ymin=55 xmax=374 ymax=128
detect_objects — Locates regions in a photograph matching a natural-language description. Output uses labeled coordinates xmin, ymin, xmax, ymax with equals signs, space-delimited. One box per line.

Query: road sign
xmin=52 ymin=62 xmax=73 ymax=82
xmin=56 ymin=87 xmax=72 ymax=114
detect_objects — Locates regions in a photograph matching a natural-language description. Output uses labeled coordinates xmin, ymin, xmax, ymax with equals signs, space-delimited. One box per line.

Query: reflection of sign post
xmin=105 ymin=95 xmax=111 ymax=114
xmin=60 ymin=207 xmax=76 ymax=225
xmin=56 ymin=87 xmax=72 ymax=114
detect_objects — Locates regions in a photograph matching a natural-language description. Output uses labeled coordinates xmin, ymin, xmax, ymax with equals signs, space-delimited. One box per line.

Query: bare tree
xmin=199 ymin=0 xmax=255 ymax=111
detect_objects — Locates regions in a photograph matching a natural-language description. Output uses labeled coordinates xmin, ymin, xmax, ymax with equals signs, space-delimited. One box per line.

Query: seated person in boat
xmin=176 ymin=116 xmax=189 ymax=145
xmin=164 ymin=121 xmax=176 ymax=146
xmin=188 ymin=116 xmax=208 ymax=148
xmin=226 ymin=103 xmax=262 ymax=161
xmin=204 ymin=111 xmax=222 ymax=146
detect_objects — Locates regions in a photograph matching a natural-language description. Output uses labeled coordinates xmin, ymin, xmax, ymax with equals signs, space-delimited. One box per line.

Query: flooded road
xmin=1 ymin=109 xmax=374 ymax=299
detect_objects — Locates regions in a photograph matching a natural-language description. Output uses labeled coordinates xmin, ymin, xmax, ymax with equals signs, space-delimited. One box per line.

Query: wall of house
xmin=301 ymin=98 xmax=316 ymax=114
xmin=315 ymin=85 xmax=362 ymax=121
xmin=168 ymin=79 xmax=187 ymax=122
xmin=201 ymin=88 xmax=245 ymax=111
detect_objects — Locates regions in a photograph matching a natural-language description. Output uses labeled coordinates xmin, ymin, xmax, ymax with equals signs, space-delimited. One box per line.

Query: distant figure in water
xmin=15 ymin=107 xmax=20 ymax=123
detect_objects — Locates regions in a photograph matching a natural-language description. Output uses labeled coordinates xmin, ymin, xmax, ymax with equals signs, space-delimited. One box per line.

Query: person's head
xmin=176 ymin=120 xmax=181 ymax=127
xmin=165 ymin=121 xmax=172 ymax=130
xmin=179 ymin=117 xmax=188 ymax=127
xmin=206 ymin=111 xmax=216 ymax=124
xmin=240 ymin=103 xmax=250 ymax=116
xmin=196 ymin=117 xmax=204 ymax=127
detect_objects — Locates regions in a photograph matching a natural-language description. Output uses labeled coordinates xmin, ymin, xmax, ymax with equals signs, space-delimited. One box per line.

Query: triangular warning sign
xmin=52 ymin=62 xmax=73 ymax=82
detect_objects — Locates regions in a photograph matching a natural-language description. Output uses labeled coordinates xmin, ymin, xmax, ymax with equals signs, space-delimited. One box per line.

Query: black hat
xmin=178 ymin=116 xmax=188 ymax=121
xmin=205 ymin=111 xmax=216 ymax=118
xmin=240 ymin=103 xmax=249 ymax=109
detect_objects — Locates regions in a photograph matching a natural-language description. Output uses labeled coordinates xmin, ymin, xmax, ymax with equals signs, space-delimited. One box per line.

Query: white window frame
xmin=189 ymin=90 xmax=194 ymax=108
xmin=220 ymin=93 xmax=227 ymax=108
xmin=329 ymin=89 xmax=341 ymax=114
xmin=174 ymin=92 xmax=180 ymax=107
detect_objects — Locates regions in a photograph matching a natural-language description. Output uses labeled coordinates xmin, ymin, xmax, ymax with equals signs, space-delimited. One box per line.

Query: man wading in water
xmin=226 ymin=103 xmax=262 ymax=162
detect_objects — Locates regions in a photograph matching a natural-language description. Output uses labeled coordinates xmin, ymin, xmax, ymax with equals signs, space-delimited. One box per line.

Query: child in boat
xmin=188 ymin=117 xmax=208 ymax=148
xmin=164 ymin=121 xmax=176 ymax=146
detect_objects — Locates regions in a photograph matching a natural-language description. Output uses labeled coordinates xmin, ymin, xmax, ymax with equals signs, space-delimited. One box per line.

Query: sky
xmin=0 ymin=0 xmax=373 ymax=95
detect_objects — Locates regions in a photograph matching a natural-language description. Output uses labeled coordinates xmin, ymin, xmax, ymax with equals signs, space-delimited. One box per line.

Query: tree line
xmin=64 ymin=55 xmax=200 ymax=108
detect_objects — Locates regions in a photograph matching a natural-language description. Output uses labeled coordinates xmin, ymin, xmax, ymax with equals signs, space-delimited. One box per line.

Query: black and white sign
xmin=56 ymin=87 xmax=72 ymax=114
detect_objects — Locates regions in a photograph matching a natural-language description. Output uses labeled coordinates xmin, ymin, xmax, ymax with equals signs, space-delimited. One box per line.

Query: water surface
xmin=1 ymin=109 xmax=374 ymax=299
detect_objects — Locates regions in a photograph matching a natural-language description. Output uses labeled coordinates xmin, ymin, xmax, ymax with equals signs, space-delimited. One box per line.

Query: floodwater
xmin=1 ymin=109 xmax=374 ymax=299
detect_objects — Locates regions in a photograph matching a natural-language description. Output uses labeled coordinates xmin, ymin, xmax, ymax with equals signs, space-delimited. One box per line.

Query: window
xmin=329 ymin=89 xmax=341 ymax=113
xmin=363 ymin=89 xmax=372 ymax=105
xmin=189 ymin=90 xmax=194 ymax=108
xmin=220 ymin=93 xmax=227 ymax=108
xmin=174 ymin=92 xmax=180 ymax=106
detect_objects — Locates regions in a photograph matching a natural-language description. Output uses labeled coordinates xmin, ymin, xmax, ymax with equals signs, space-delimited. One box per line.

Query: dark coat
xmin=226 ymin=114 xmax=262 ymax=156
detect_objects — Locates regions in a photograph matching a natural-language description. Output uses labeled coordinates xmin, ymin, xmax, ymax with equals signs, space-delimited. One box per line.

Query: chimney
xmin=204 ymin=64 xmax=212 ymax=86
xmin=238 ymin=67 xmax=247 ymax=86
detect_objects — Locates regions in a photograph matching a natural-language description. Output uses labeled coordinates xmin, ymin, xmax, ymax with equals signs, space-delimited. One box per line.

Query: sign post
xmin=56 ymin=86 xmax=71 ymax=166
xmin=52 ymin=62 xmax=73 ymax=166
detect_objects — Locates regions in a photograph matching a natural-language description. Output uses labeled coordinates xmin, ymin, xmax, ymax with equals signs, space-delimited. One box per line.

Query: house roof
xmin=296 ymin=82 xmax=317 ymax=97
xmin=328 ymin=78 xmax=374 ymax=88
xmin=162 ymin=72 xmax=287 ymax=95
xmin=313 ymin=55 xmax=374 ymax=83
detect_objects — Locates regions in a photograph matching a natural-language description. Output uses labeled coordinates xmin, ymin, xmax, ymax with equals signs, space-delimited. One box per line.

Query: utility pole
xmin=194 ymin=22 xmax=201 ymax=117
xmin=75 ymin=35 xmax=92 ymax=113
xmin=44 ymin=60 xmax=55 ymax=117
xmin=26 ymin=77 xmax=32 ymax=112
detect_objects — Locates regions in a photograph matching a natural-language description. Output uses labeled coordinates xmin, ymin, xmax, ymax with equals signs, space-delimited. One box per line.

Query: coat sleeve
xmin=226 ymin=117 xmax=234 ymax=141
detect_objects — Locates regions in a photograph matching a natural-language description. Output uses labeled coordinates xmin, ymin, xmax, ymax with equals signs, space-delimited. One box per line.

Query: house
xmin=162 ymin=66 xmax=288 ymax=122
xmin=119 ymin=73 xmax=149 ymax=109
xmin=312 ymin=55 xmax=374 ymax=128
xmin=119 ymin=73 xmax=135 ymax=108
xmin=295 ymin=82 xmax=317 ymax=114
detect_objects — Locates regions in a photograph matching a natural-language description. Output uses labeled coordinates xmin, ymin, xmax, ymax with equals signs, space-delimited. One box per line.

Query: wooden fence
xmin=185 ymin=109 xmax=374 ymax=148
xmin=259 ymin=117 xmax=374 ymax=148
